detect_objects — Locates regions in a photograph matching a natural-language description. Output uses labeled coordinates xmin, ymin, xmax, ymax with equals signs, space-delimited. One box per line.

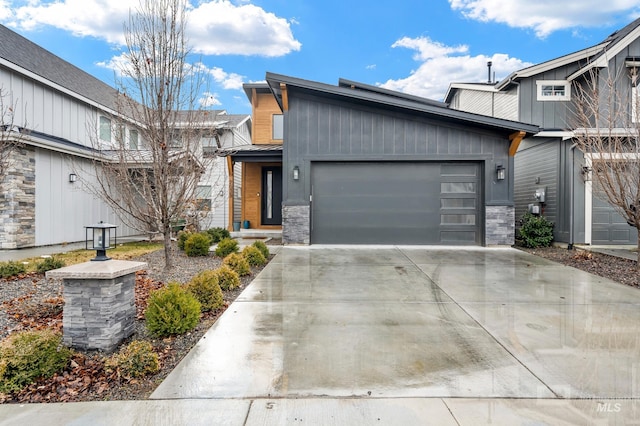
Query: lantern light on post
xmin=85 ymin=221 xmax=117 ymax=261
xmin=496 ymin=164 xmax=506 ymax=181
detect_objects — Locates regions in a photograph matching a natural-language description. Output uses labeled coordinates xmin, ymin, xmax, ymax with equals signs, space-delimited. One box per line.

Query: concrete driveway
xmin=149 ymin=246 xmax=640 ymax=423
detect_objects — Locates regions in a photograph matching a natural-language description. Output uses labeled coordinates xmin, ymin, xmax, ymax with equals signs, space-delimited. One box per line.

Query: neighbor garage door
xmin=310 ymin=162 xmax=482 ymax=245
xmin=592 ymin=195 xmax=637 ymax=245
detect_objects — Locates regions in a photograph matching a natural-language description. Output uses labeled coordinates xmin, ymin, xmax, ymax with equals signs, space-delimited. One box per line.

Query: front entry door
xmin=261 ymin=166 xmax=282 ymax=225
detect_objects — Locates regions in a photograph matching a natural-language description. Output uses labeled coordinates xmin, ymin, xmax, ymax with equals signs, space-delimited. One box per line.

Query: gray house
xmin=446 ymin=19 xmax=640 ymax=246
xmin=264 ymin=73 xmax=538 ymax=245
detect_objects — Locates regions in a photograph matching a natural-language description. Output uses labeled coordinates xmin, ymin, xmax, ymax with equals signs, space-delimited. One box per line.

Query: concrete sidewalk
xmin=1 ymin=246 xmax=640 ymax=424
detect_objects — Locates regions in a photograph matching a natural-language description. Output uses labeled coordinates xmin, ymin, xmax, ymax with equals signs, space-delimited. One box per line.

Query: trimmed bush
xmin=518 ymin=213 xmax=554 ymax=248
xmin=185 ymin=270 xmax=224 ymax=312
xmin=206 ymin=227 xmax=231 ymax=244
xmin=106 ymin=340 xmax=159 ymax=380
xmin=184 ymin=232 xmax=212 ymax=257
xmin=145 ymin=283 xmax=201 ymax=337
xmin=223 ymin=253 xmax=251 ymax=277
xmin=177 ymin=230 xmax=191 ymax=251
xmin=0 ymin=261 xmax=26 ymax=279
xmin=214 ymin=265 xmax=240 ymax=291
xmin=0 ymin=329 xmax=72 ymax=394
xmin=242 ymin=245 xmax=267 ymax=267
xmin=36 ymin=256 xmax=66 ymax=274
xmin=252 ymin=240 xmax=270 ymax=259
xmin=215 ymin=238 xmax=239 ymax=258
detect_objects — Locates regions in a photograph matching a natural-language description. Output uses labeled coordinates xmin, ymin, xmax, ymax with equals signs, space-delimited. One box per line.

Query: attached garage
xmin=592 ymin=196 xmax=637 ymax=245
xmin=311 ymin=162 xmax=481 ymax=244
xmin=264 ymin=73 xmax=538 ymax=246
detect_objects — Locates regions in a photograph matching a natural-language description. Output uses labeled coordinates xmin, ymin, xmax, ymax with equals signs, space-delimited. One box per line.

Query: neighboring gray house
xmin=263 ymin=73 xmax=538 ymax=245
xmin=445 ymin=19 xmax=640 ymax=246
xmin=0 ymin=24 xmax=245 ymax=249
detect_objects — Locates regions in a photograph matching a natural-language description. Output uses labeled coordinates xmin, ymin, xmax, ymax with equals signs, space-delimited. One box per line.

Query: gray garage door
xmin=592 ymin=195 xmax=637 ymax=245
xmin=310 ymin=162 xmax=482 ymax=245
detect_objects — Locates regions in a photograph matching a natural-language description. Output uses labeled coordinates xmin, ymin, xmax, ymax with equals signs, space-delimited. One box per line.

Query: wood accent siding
xmin=252 ymin=91 xmax=284 ymax=144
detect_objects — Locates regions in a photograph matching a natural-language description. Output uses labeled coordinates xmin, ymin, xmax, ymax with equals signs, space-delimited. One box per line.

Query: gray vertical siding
xmin=284 ymin=92 xmax=512 ymax=207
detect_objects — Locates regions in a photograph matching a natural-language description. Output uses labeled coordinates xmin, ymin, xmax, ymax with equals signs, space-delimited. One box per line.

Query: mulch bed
xmin=0 ymin=243 xmax=273 ymax=403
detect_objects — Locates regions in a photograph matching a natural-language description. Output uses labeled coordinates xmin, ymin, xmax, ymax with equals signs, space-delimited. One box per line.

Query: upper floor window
xmin=99 ymin=116 xmax=111 ymax=142
xmin=272 ymin=114 xmax=283 ymax=140
xmin=537 ymin=80 xmax=571 ymax=101
xmin=129 ymin=129 xmax=139 ymax=150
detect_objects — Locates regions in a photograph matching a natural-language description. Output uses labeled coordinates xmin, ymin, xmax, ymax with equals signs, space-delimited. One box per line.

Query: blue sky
xmin=1 ymin=0 xmax=640 ymax=114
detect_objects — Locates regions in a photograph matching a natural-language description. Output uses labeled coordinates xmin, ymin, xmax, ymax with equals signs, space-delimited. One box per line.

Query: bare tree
xmin=572 ymin=67 xmax=640 ymax=266
xmin=0 ymin=86 xmax=27 ymax=191
xmin=90 ymin=0 xmax=214 ymax=270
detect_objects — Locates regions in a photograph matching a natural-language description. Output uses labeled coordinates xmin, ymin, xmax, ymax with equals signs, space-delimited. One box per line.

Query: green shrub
xmin=215 ymin=238 xmax=239 ymax=258
xmin=223 ymin=253 xmax=251 ymax=277
xmin=177 ymin=230 xmax=191 ymax=251
xmin=0 ymin=329 xmax=72 ymax=394
xmin=214 ymin=265 xmax=240 ymax=291
xmin=0 ymin=261 xmax=26 ymax=279
xmin=242 ymin=245 xmax=267 ymax=267
xmin=36 ymin=256 xmax=66 ymax=274
xmin=518 ymin=213 xmax=554 ymax=248
xmin=106 ymin=340 xmax=159 ymax=380
xmin=184 ymin=232 xmax=212 ymax=257
xmin=206 ymin=227 xmax=231 ymax=244
xmin=185 ymin=270 xmax=224 ymax=312
xmin=145 ymin=283 xmax=201 ymax=337
xmin=252 ymin=240 xmax=270 ymax=259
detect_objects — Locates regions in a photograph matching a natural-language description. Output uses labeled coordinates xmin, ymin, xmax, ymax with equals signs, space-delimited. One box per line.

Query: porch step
xmin=230 ymin=229 xmax=282 ymax=239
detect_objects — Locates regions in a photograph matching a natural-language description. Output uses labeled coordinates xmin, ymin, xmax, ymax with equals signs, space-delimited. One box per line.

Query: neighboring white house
xmin=0 ymin=24 xmax=249 ymax=249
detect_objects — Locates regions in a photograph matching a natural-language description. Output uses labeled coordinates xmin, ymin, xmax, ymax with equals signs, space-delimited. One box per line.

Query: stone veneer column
xmin=0 ymin=147 xmax=36 ymax=249
xmin=46 ymin=260 xmax=147 ymax=352
xmin=485 ymin=205 xmax=515 ymax=246
xmin=282 ymin=205 xmax=310 ymax=245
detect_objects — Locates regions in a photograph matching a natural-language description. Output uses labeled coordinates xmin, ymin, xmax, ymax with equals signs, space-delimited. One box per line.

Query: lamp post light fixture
xmin=496 ymin=164 xmax=506 ymax=181
xmin=85 ymin=221 xmax=117 ymax=261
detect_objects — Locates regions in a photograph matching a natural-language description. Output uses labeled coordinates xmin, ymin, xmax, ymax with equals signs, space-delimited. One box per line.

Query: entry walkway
xmin=2 ymin=246 xmax=640 ymax=424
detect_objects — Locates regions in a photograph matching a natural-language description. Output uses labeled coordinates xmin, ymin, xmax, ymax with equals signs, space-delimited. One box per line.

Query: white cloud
xmin=449 ymin=0 xmax=640 ymax=38
xmin=380 ymin=36 xmax=532 ymax=101
xmin=4 ymin=0 xmax=301 ymax=56
xmin=199 ymin=92 xmax=222 ymax=108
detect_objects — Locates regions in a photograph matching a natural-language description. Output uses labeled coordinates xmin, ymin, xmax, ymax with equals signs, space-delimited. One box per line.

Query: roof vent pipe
xmin=487 ymin=61 xmax=492 ymax=84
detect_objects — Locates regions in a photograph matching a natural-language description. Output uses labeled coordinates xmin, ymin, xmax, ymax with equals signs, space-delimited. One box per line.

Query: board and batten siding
xmin=283 ymin=92 xmax=512 ymax=206
xmin=0 ymin=67 xmax=96 ymax=147
xmin=514 ymin=138 xmax=560 ymax=236
xmin=34 ymin=150 xmax=137 ymax=246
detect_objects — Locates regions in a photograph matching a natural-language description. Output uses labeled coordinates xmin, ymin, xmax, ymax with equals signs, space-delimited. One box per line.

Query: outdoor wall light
xmin=85 ymin=221 xmax=117 ymax=261
xmin=69 ymin=173 xmax=77 ymax=183
xmin=496 ymin=164 xmax=506 ymax=181
xmin=293 ymin=165 xmax=300 ymax=181
xmin=581 ymin=165 xmax=593 ymax=182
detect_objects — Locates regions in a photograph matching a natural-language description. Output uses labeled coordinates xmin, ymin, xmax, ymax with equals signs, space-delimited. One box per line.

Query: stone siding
xmin=282 ymin=204 xmax=310 ymax=245
xmin=0 ymin=147 xmax=36 ymax=249
xmin=485 ymin=205 xmax=515 ymax=246
xmin=62 ymin=273 xmax=136 ymax=352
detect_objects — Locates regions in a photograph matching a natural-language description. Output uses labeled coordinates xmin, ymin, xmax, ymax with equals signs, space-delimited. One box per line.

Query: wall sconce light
xmin=69 ymin=173 xmax=77 ymax=183
xmin=292 ymin=165 xmax=300 ymax=181
xmin=85 ymin=221 xmax=117 ymax=261
xmin=496 ymin=164 xmax=505 ymax=181
xmin=581 ymin=165 xmax=593 ymax=182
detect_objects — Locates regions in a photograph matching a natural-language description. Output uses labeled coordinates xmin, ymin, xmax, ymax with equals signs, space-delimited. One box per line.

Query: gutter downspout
xmin=568 ymin=142 xmax=579 ymax=250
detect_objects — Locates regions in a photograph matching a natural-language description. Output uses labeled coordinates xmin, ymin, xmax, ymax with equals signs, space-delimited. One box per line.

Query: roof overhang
xmin=266 ymin=72 xmax=539 ymax=137
xmin=218 ymin=144 xmax=283 ymax=163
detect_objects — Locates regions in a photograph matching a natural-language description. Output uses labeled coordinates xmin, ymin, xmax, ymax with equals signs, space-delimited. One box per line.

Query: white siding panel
xmin=35 ymin=149 xmax=137 ymax=245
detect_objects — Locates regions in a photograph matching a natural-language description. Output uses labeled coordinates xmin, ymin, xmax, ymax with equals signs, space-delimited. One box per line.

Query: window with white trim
xmin=99 ymin=116 xmax=111 ymax=142
xmin=272 ymin=114 xmax=283 ymax=140
xmin=536 ymin=80 xmax=571 ymax=101
xmin=129 ymin=129 xmax=139 ymax=149
xmin=195 ymin=185 xmax=212 ymax=211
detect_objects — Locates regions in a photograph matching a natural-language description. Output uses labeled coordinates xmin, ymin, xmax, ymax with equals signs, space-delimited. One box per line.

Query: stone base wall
xmin=485 ymin=205 xmax=515 ymax=246
xmin=282 ymin=205 xmax=310 ymax=245
xmin=63 ymin=273 xmax=136 ymax=352
xmin=0 ymin=146 xmax=36 ymax=249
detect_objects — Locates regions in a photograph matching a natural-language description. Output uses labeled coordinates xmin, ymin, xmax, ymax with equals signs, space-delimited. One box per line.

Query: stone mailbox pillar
xmin=46 ymin=260 xmax=147 ymax=352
